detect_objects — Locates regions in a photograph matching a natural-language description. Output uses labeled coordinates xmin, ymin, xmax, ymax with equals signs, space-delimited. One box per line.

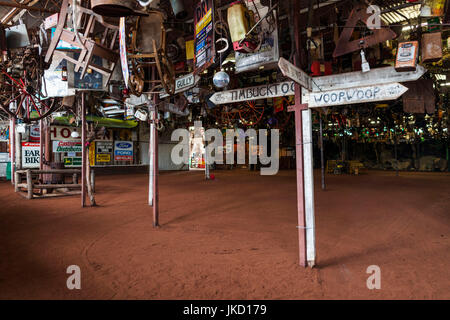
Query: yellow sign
xmin=96 ymin=154 xmax=111 ymax=163
xmin=89 ymin=142 xmax=95 ymax=166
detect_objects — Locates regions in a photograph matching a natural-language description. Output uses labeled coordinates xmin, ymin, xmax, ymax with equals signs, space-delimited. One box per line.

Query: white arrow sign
xmin=160 ymin=73 xmax=199 ymax=98
xmin=209 ymin=81 xmax=295 ymax=105
xmin=278 ymin=57 xmax=312 ymax=91
xmin=303 ymin=82 xmax=409 ymax=108
xmin=311 ymin=65 xmax=426 ymax=92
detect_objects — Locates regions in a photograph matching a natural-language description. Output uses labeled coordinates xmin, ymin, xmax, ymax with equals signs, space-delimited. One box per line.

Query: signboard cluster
xmin=194 ymin=0 xmax=215 ymax=74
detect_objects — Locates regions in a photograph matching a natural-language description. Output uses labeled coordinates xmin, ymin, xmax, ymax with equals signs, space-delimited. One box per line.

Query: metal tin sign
xmin=64 ymin=157 xmax=82 ymax=167
xmin=96 ymin=154 xmax=111 ymax=163
xmin=55 ymin=141 xmax=82 ymax=153
xmin=114 ymin=141 xmax=133 ymax=161
xmin=50 ymin=126 xmax=81 ymax=141
xmin=194 ymin=0 xmax=215 ymax=74
xmin=303 ymin=83 xmax=409 ymax=108
xmin=22 ymin=142 xmax=40 ymax=168
xmin=96 ymin=141 xmax=113 ymax=154
xmin=29 ymin=125 xmax=40 ymax=142
xmin=235 ymin=0 xmax=279 ymax=73
xmin=160 ymin=73 xmax=199 ymax=98
xmin=209 ymin=81 xmax=295 ymax=105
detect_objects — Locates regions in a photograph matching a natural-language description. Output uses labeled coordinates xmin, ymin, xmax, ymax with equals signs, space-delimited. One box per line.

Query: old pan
xmin=91 ymin=0 xmax=147 ymax=17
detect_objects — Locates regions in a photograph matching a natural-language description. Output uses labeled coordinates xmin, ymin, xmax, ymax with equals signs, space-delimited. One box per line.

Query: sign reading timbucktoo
xmin=209 ymin=81 xmax=295 ymax=105
xmin=303 ymin=83 xmax=408 ymax=108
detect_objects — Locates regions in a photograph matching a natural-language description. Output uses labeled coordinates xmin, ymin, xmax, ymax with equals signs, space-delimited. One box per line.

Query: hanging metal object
xmin=169 ymin=0 xmax=187 ymax=19
xmin=213 ymin=70 xmax=230 ymax=89
xmin=91 ymin=0 xmax=147 ymax=17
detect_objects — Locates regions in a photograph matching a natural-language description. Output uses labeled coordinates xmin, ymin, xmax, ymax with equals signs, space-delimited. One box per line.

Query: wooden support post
xmin=14 ymin=171 xmax=19 ymax=192
xmin=302 ymin=107 xmax=316 ymax=267
xmin=10 ymin=118 xmax=15 ymax=185
xmin=152 ymin=103 xmax=160 ymax=227
xmin=26 ymin=169 xmax=32 ymax=199
xmin=39 ymin=119 xmax=44 ymax=171
xmin=81 ymin=92 xmax=86 ymax=208
xmin=319 ymin=114 xmax=326 ymax=190
xmin=148 ymin=107 xmax=154 ymax=207
xmin=289 ymin=102 xmax=308 ymax=267
xmin=205 ymin=139 xmax=210 ymax=180
xmin=292 ymin=0 xmax=308 ymax=268
xmin=394 ymin=129 xmax=399 ymax=177
xmin=45 ymin=117 xmax=51 ymax=165
xmin=73 ymin=173 xmax=78 ymax=185
xmin=91 ymin=169 xmax=95 ymax=193
xmin=15 ymin=128 xmax=22 ymax=171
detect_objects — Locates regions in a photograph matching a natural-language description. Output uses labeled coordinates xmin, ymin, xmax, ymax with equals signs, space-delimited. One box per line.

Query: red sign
xmin=30 ymin=125 xmax=40 ymax=142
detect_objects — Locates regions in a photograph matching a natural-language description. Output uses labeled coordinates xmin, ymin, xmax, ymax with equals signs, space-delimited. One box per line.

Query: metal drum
xmin=91 ymin=0 xmax=136 ymax=17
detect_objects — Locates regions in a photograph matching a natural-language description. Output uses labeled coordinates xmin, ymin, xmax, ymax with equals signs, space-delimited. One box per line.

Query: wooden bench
xmin=14 ymin=169 xmax=93 ymax=199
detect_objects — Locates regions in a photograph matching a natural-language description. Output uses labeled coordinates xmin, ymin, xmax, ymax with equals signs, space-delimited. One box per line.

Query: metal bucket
xmin=91 ymin=0 xmax=136 ymax=17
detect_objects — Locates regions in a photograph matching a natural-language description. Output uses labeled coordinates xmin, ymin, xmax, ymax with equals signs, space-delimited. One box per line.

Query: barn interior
xmin=0 ymin=0 xmax=448 ymax=300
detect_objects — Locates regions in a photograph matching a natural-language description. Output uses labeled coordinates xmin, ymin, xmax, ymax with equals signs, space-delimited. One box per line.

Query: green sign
xmin=64 ymin=157 xmax=82 ymax=167
xmin=56 ymin=141 xmax=82 ymax=153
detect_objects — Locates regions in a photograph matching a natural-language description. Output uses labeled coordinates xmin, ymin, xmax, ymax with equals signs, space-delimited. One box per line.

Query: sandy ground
xmin=0 ymin=169 xmax=448 ymax=300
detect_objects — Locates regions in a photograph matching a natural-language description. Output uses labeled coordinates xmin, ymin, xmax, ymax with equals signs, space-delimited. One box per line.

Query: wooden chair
xmin=128 ymin=10 xmax=175 ymax=95
xmin=45 ymin=0 xmax=120 ymax=85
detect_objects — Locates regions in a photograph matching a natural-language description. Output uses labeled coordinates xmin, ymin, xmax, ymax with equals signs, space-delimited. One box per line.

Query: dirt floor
xmin=0 ymin=169 xmax=449 ymax=300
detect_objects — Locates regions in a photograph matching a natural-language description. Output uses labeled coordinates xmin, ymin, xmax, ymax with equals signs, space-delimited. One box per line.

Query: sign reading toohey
xmin=209 ymin=81 xmax=295 ymax=105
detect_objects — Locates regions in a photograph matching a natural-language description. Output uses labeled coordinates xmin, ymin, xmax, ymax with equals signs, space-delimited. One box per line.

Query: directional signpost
xmin=275 ymin=55 xmax=426 ymax=268
xmin=278 ymin=57 xmax=312 ymax=91
xmin=208 ymin=81 xmax=295 ymax=105
xmin=303 ymin=82 xmax=409 ymax=108
xmin=160 ymin=73 xmax=200 ymax=99
xmin=310 ymin=65 xmax=426 ymax=92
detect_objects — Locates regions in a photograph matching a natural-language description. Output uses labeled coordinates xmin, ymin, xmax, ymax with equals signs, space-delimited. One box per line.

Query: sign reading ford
xmin=114 ymin=141 xmax=133 ymax=161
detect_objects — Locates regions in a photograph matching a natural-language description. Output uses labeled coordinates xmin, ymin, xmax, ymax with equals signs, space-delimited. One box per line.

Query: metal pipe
xmin=81 ymin=91 xmax=86 ymax=207
xmin=319 ymin=114 xmax=325 ymax=190
xmin=152 ymin=99 xmax=159 ymax=227
xmin=293 ymin=0 xmax=307 ymax=268
xmin=151 ymin=66 xmax=159 ymax=227
xmin=148 ymin=104 xmax=154 ymax=206
xmin=39 ymin=119 xmax=43 ymax=171
xmin=10 ymin=117 xmax=15 ymax=185
xmin=394 ymin=129 xmax=398 ymax=177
